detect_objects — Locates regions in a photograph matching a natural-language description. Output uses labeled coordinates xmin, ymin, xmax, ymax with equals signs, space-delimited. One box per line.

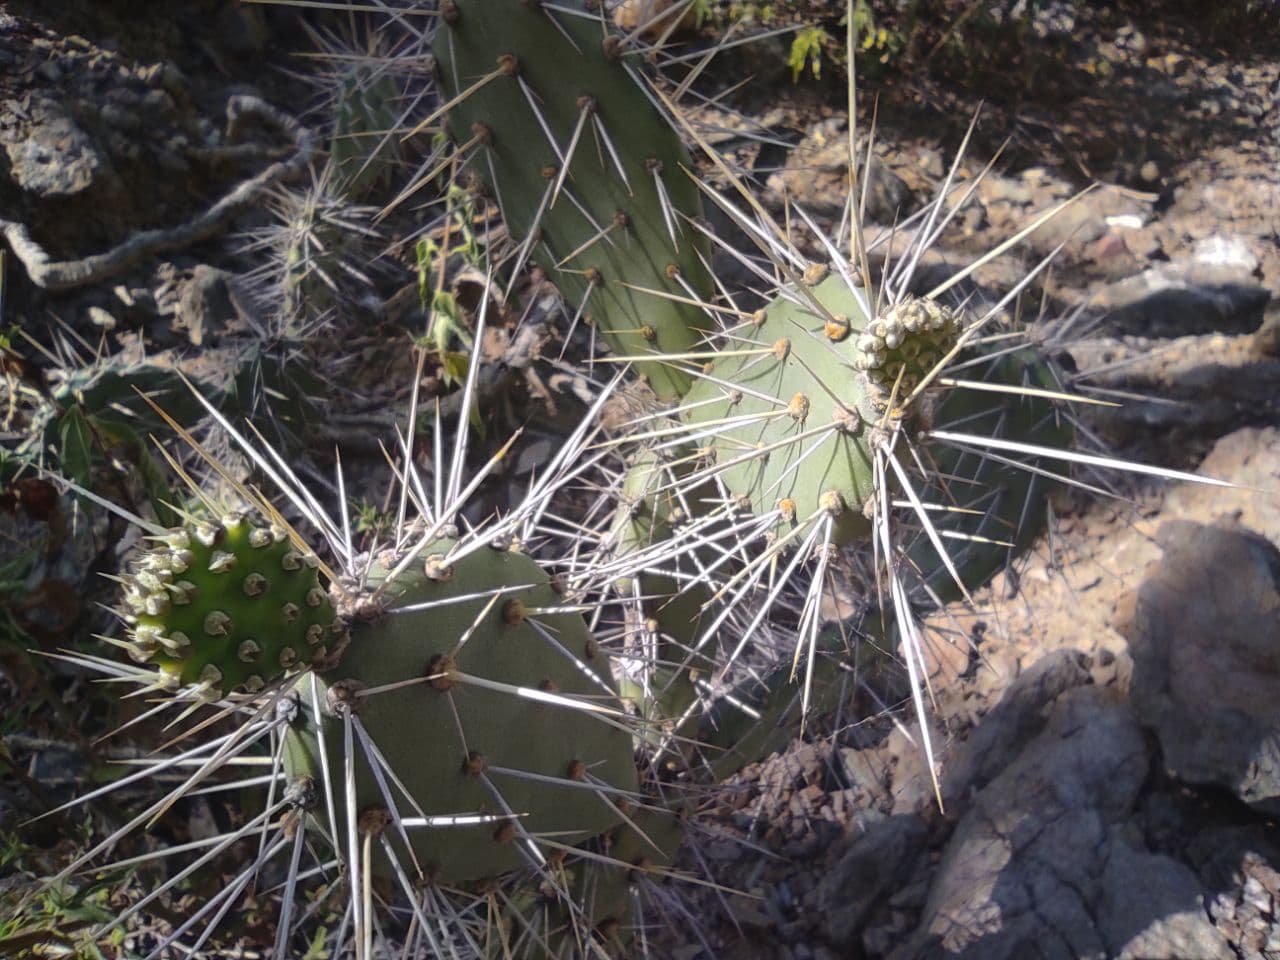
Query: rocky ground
xmin=1 ymin=1 xmax=1278 ymax=958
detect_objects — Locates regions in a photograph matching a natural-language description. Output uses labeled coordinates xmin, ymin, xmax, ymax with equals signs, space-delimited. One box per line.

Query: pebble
xmin=87 ymin=306 xmax=117 ymax=330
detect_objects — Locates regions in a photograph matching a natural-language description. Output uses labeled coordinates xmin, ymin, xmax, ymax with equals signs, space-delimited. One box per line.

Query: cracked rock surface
xmin=888 ymin=686 xmax=1230 ymax=960
xmin=1128 ymin=520 xmax=1280 ymax=812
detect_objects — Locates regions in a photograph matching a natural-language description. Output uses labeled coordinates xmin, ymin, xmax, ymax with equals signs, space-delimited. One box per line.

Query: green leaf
xmin=788 ymin=26 xmax=829 ymax=83
xmin=303 ymin=925 xmax=331 ymax=960
xmin=56 ymin=407 xmax=94 ymax=489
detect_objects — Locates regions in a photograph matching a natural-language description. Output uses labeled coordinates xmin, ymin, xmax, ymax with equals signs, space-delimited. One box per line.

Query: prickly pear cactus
xmin=119 ymin=513 xmax=342 ymax=697
xmin=282 ymin=540 xmax=638 ymax=884
xmin=900 ymin=345 xmax=1073 ymax=606
xmin=678 ymin=271 xmax=1071 ymax=591
xmin=329 ymin=62 xmax=400 ymax=197
xmin=433 ymin=0 xmax=714 ymax=399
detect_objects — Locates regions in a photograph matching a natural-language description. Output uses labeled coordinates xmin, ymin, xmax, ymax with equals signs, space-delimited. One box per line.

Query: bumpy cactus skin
xmin=121 ymin=515 xmax=341 ymax=697
xmin=854 ymin=297 xmax=963 ymax=407
xmin=283 ymin=541 xmax=638 ymax=885
xmin=433 ymin=0 xmax=713 ymax=399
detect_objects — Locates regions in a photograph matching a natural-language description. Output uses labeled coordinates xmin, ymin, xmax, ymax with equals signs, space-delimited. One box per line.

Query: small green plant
xmin=413 ymin=188 xmax=485 ymax=388
xmin=0 ymin=827 xmax=119 ymax=960
xmin=353 ymin=499 xmax=394 ymax=541
xmin=788 ymin=24 xmax=830 ymax=81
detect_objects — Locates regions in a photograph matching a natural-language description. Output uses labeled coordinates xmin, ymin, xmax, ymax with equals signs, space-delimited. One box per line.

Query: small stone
xmin=1127 ymin=521 xmax=1280 ymax=811
xmin=4 ymin=98 xmax=103 ymax=197
xmin=87 ymin=306 xmax=117 ymax=330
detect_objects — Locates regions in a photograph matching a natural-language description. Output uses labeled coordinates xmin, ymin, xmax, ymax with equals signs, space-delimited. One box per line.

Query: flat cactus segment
xmin=901 ymin=347 xmax=1074 ymax=606
xmin=499 ymin=801 xmax=686 ymax=945
xmin=283 ymin=541 xmax=638 ymax=885
xmin=678 ymin=270 xmax=1071 ymax=598
xmin=609 ymin=450 xmax=728 ymax=738
xmin=682 ymin=274 xmax=880 ymax=544
xmin=329 ymin=62 xmax=400 ymax=197
xmin=120 ymin=515 xmax=339 ymax=697
xmin=433 ymin=0 xmax=712 ymax=399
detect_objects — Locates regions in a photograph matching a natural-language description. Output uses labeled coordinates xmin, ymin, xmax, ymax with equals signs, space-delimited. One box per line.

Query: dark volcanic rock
xmin=1127 ymin=520 xmax=1280 ymax=812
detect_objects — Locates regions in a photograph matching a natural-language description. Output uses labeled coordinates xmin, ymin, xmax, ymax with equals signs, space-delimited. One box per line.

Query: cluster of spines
xmin=120 ymin=514 xmax=344 ymax=700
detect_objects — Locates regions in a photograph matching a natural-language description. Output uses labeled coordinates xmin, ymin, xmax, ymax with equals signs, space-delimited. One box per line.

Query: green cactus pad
xmin=496 ymin=801 xmax=686 ymax=952
xmin=681 ymin=274 xmax=884 ymax=544
xmin=679 ymin=271 xmax=1071 ymax=582
xmin=609 ymin=449 xmax=729 ymax=744
xmin=900 ymin=346 xmax=1074 ymax=606
xmin=282 ymin=540 xmax=639 ymax=885
xmin=433 ymin=0 xmax=713 ymax=400
xmin=329 ymin=62 xmax=400 ymax=197
xmin=119 ymin=514 xmax=341 ymax=697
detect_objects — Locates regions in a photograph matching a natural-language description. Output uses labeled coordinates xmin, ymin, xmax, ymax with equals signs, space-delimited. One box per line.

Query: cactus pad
xmin=900 ymin=346 xmax=1073 ymax=605
xmin=433 ymin=0 xmax=713 ymax=399
xmin=681 ymin=274 xmax=887 ymax=544
xmin=119 ymin=514 xmax=341 ymax=698
xmin=329 ymin=62 xmax=400 ymax=197
xmin=678 ymin=271 xmax=1070 ymax=583
xmin=283 ymin=540 xmax=639 ymax=885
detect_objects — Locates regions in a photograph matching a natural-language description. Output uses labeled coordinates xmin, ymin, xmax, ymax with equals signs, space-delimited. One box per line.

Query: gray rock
xmin=36 ymin=59 xmax=63 ymax=83
xmin=1099 ymin=841 xmax=1233 ymax=960
xmin=941 ymin=648 xmax=1093 ymax=807
xmin=978 ymin=170 xmax=1151 ymax=245
xmin=1256 ymin=299 xmax=1280 ymax=355
xmin=175 ymin=265 xmax=255 ymax=346
xmin=816 ymin=815 xmax=930 ymax=949
xmin=87 ymin=305 xmax=117 ymax=330
xmin=1127 ymin=520 xmax=1280 ymax=812
xmin=3 ymin=97 xmax=104 ymax=197
xmin=1190 ymin=234 xmax=1260 ymax=274
xmin=765 ymin=118 xmax=913 ymax=224
xmin=1064 ymin=329 xmax=1280 ymax=437
xmin=888 ymin=685 xmax=1150 ymax=960
xmin=1093 ymin=243 xmax=1270 ymax=337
